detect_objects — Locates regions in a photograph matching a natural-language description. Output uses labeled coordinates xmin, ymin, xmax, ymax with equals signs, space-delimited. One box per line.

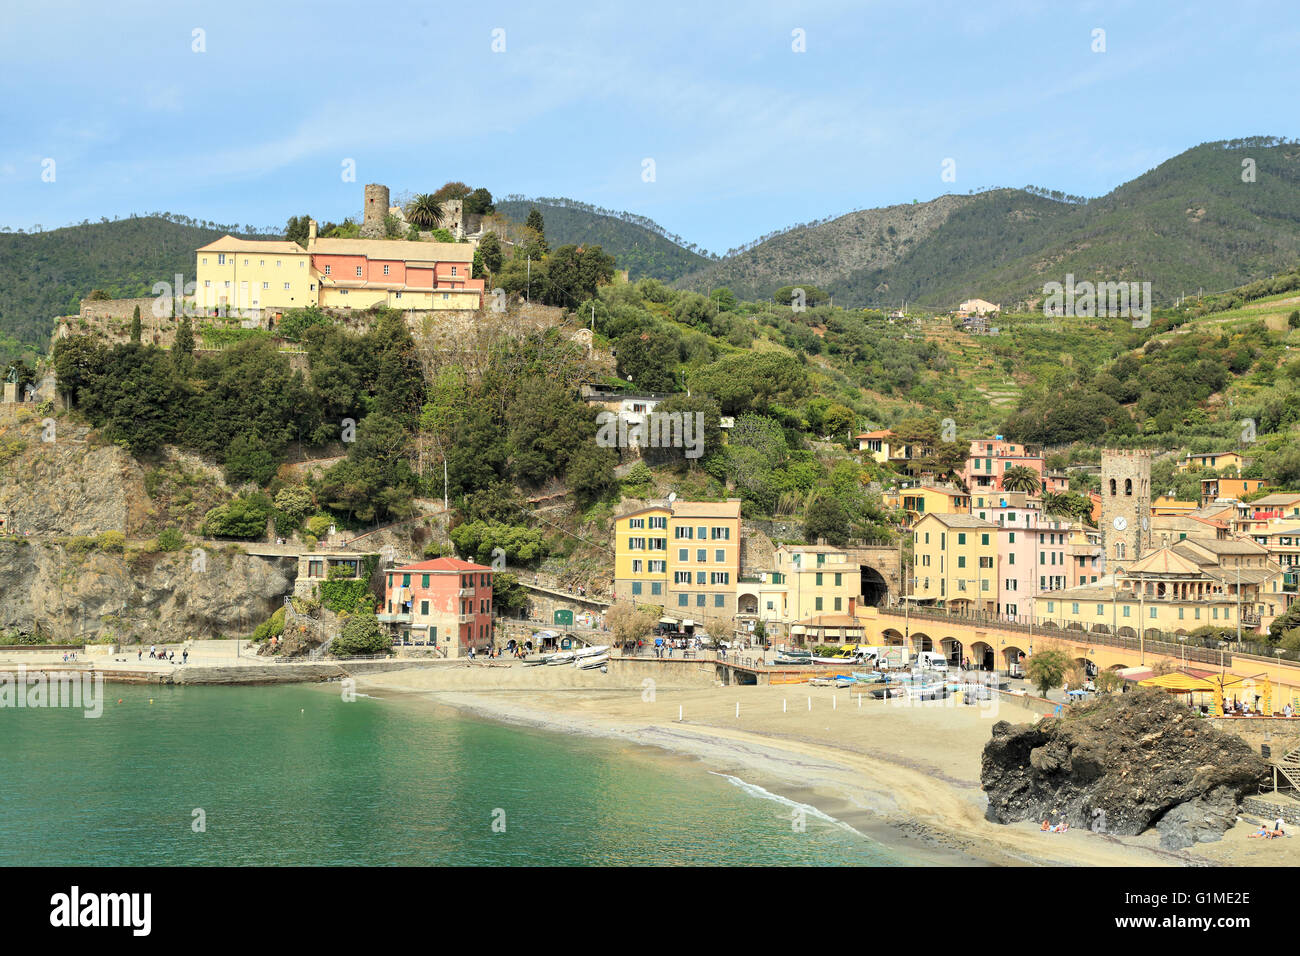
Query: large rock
xmin=982 ymin=688 xmax=1267 ymax=849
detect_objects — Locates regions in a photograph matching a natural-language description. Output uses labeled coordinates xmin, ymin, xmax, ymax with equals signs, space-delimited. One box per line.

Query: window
xmin=628 ymin=537 xmax=646 ymax=550
xmin=696 ymin=594 xmax=705 ymax=607
xmin=696 ymin=549 xmax=706 ymax=562
xmin=695 ymin=571 xmax=706 ymax=585
xmin=815 ymin=597 xmax=823 ymax=611
xmin=714 ymin=594 xmax=725 ymax=608
xmin=629 ymin=518 xmax=645 ymax=529
xmin=202 ymin=257 xmax=208 ymax=265
xmin=355 ymin=266 xmax=363 ymax=277
xmin=402 ymin=574 xmax=410 ymax=587
xmin=678 ymin=549 xmax=688 ymax=561
xmin=1009 ymin=532 xmax=1015 ymax=543
xmin=218 ymin=254 xmax=226 ymax=265
xmin=1097 ymin=604 xmax=1105 ymax=616
xmin=834 ymin=573 xmax=842 ymax=586
xmin=651 ymin=582 xmax=662 ymax=596
xmin=420 ymin=600 xmax=429 ymax=615
xmin=649 ymin=516 xmax=666 ymax=529
xmin=675 ymin=527 xmax=693 ymax=539
xmin=1072 ymin=603 xmax=1079 ymax=614
xmin=714 ymin=549 xmax=724 ymax=563
xmin=276 ymin=260 xmax=282 ymax=268
xmin=981 ymin=533 xmax=989 ymax=546
xmin=262 ymin=282 xmax=269 ymax=289
xmin=711 ymin=527 xmax=730 ymax=540
xmin=243 ymin=259 xmax=249 ymax=266
xmin=674 ymin=571 xmax=691 ymax=584
xmin=383 ymin=265 xmax=390 ymax=275
xmin=834 ymin=597 xmax=842 ymax=611
xmin=1123 ymin=606 xmax=1131 ymax=617
xmin=678 ymin=594 xmax=688 ymax=607
xmin=284 ymin=283 xmax=290 ymax=290
xmin=204 ymin=280 xmax=211 ymax=288
xmin=958 ymin=556 xmax=966 ymax=568
xmin=422 ymin=575 xmax=430 ymax=588
xmin=632 ymin=582 xmax=642 ymax=595
xmin=815 ymin=572 xmax=823 ymax=586
xmin=958 ymin=533 xmax=967 ymax=545
xmin=324 ymin=264 xmax=331 ymax=275
xmin=632 ymin=560 xmax=643 ymax=573
xmin=451 ymin=266 xmax=458 ymax=276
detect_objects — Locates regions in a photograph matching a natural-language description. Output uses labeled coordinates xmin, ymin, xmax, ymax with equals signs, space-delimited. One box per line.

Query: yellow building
xmin=1151 ymin=495 xmax=1198 ymax=517
xmin=613 ymin=499 xmax=742 ymax=625
xmin=887 ymin=486 xmax=971 ymax=527
xmin=1178 ymin=451 xmax=1252 ymax=473
xmin=910 ymin=513 xmax=998 ymax=613
xmin=194 ymin=237 xmax=316 ymax=313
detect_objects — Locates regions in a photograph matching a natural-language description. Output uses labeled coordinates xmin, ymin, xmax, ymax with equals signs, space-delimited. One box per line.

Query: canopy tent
xmin=1138 ymin=672 xmax=1217 ymax=692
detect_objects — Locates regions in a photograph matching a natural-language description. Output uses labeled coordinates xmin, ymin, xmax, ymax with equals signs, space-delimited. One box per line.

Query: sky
xmin=0 ymin=0 xmax=1295 ymax=254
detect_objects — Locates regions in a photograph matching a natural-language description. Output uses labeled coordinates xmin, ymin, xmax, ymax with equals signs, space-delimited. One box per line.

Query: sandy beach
xmin=354 ymin=663 xmax=1300 ymax=866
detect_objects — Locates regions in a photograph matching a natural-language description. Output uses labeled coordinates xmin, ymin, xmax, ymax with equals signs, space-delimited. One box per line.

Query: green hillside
xmin=496 ymin=198 xmax=711 ymax=282
xmin=0 ymin=216 xmax=269 ymax=362
xmin=677 ymin=138 xmax=1300 ymax=310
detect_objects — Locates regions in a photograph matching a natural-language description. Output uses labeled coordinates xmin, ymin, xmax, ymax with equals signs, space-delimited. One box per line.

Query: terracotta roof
xmin=856 ymin=429 xmax=893 ymax=439
xmin=308 ymin=236 xmax=474 ymax=262
xmin=1125 ymin=547 xmax=1203 ymax=576
xmin=920 ymin=513 xmax=996 ymax=529
xmin=393 ymin=557 xmax=493 ymax=573
xmin=196 ymin=235 xmax=306 ymax=254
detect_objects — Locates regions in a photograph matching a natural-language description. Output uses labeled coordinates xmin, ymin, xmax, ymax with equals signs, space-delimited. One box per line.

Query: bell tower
xmin=1100 ymin=449 xmax=1151 ymax=571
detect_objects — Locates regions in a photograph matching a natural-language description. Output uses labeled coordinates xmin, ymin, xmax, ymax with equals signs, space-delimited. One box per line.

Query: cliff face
xmin=0 ymin=540 xmax=294 ymax=643
xmin=0 ymin=417 xmax=140 ymax=536
xmin=981 ymin=688 xmax=1268 ymax=849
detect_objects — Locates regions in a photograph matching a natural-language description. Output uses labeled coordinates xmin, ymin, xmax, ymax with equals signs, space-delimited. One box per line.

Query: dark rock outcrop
xmin=982 ymin=688 xmax=1267 ymax=849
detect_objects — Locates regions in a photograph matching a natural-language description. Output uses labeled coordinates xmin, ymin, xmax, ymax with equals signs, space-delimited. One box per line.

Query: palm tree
xmin=1001 ymin=465 xmax=1042 ymax=495
xmin=406 ymin=194 xmax=444 ymax=230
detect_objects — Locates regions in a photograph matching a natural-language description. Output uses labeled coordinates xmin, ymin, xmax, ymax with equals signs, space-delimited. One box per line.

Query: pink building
xmin=974 ymin=493 xmax=1070 ymax=621
xmin=379 ymin=557 xmax=494 ymax=658
xmin=960 ymin=437 xmax=1046 ymax=494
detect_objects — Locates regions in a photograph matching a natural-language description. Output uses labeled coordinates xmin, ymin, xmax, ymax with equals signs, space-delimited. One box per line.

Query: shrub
xmin=202 ymin=494 xmax=272 ymax=539
xmin=95 ymin=530 xmax=126 ymax=553
xmin=332 ymin=612 xmax=388 ymax=657
xmin=251 ymin=607 xmax=286 ymax=643
xmin=154 ymin=527 xmax=185 ymax=552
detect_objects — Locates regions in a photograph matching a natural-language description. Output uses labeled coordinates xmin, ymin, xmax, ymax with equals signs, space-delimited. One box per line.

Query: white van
xmin=915 ymin=651 xmax=950 ymax=672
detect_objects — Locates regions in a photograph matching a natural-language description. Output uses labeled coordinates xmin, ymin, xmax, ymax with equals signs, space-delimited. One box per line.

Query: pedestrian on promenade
xmin=182 ymin=649 xmax=189 ymax=665
xmin=137 ymin=649 xmax=142 ymax=662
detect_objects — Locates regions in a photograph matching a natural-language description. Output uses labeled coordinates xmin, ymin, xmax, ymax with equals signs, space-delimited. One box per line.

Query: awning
xmin=1138 ymin=672 xmax=1217 ymax=692
xmin=658 ymin=617 xmax=679 ymax=625
xmin=682 ymin=620 xmax=695 ymax=627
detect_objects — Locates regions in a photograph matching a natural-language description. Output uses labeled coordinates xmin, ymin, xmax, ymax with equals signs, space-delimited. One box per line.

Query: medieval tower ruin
xmin=360 ymin=183 xmax=391 ymax=239
xmin=1100 ymin=449 xmax=1151 ymax=570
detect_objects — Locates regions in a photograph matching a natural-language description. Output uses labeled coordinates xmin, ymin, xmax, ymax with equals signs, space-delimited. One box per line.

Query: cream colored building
xmin=738 ymin=544 xmax=859 ymax=642
xmin=1034 ymin=535 xmax=1284 ymax=637
xmin=194 ymin=237 xmax=316 ymax=313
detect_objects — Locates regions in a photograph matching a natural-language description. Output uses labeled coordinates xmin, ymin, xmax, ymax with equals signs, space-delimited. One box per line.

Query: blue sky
xmin=1 ymin=0 xmax=1294 ymax=254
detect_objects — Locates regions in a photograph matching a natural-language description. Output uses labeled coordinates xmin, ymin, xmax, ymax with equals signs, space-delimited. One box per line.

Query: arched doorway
xmin=859 ymin=565 xmax=889 ymax=607
xmin=941 ymin=637 xmax=963 ymax=664
xmin=911 ymin=632 xmax=933 ymax=653
xmin=881 ymin=628 xmax=906 ymax=647
xmin=970 ymin=641 xmax=995 ymax=671
xmin=1003 ymin=645 xmax=1026 ymax=676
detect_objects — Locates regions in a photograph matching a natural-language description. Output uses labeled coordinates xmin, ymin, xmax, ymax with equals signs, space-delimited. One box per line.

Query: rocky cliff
xmin=981 ymin=688 xmax=1268 ymax=849
xmin=0 ymin=539 xmax=294 ymax=644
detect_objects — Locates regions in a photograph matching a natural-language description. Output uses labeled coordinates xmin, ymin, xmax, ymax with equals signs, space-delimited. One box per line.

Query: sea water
xmin=0 ymin=683 xmax=904 ymax=865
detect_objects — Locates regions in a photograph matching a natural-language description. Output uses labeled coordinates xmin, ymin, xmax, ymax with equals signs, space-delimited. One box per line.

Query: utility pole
xmin=526 ymin=256 xmax=531 ymax=303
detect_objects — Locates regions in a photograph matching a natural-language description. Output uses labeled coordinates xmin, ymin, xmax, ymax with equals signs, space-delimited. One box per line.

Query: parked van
xmin=915 ymin=651 xmax=950 ymax=672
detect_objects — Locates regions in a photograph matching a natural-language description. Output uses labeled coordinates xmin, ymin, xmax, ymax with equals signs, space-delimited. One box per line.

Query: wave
xmin=709 ymin=771 xmax=871 ymax=841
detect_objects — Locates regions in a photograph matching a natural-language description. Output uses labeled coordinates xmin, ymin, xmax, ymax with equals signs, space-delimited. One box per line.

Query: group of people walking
xmin=137 ymin=645 xmax=188 ymax=664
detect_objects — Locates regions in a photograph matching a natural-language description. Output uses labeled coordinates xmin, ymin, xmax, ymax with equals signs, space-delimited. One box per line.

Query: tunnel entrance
xmin=859 ymin=565 xmax=889 ymax=607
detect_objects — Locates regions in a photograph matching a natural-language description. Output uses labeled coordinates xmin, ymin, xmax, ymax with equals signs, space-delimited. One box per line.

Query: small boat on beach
xmin=808 ymin=677 xmax=835 ymax=686
xmin=574 ymin=645 xmax=610 ymax=659
xmin=851 ymin=671 xmax=883 ymax=684
xmin=576 ymin=654 xmax=609 ymax=670
xmin=833 ymin=676 xmax=855 ymax=688
xmin=546 ymin=652 xmax=576 ymax=665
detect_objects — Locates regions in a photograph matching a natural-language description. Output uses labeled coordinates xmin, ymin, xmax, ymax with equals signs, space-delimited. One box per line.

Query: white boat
xmin=546 ymin=652 xmax=576 ymax=665
xmin=574 ymin=645 xmax=610 ymax=659
xmin=576 ymin=654 xmax=609 ymax=670
xmin=808 ymin=677 xmax=835 ymax=686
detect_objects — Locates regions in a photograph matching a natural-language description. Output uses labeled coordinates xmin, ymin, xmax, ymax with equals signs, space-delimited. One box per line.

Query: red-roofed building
xmin=379 ymin=557 xmax=495 ymax=657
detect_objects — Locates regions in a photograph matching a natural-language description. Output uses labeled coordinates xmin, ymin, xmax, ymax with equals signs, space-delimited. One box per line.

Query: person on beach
xmin=137 ymin=649 xmax=142 ymax=662
xmin=182 ymin=648 xmax=188 ymax=665
xmin=149 ymin=645 xmax=156 ymax=659
xmin=1276 ymin=817 xmax=1286 ymax=835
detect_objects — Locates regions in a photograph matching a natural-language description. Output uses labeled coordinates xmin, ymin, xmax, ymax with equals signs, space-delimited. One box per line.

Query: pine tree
xmin=172 ymin=314 xmax=195 ymax=374
xmin=129 ymin=305 xmax=142 ymax=344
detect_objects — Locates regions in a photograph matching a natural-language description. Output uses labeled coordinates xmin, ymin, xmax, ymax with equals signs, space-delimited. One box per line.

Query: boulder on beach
xmin=981 ymin=687 xmax=1268 ymax=849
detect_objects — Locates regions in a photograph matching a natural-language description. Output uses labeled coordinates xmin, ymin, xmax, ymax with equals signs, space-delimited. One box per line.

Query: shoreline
xmin=352 ymin=670 xmax=1227 ymax=867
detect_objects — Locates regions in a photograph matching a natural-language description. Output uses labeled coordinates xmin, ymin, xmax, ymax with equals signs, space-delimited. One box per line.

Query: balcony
xmin=458 ymin=613 xmax=475 ymax=623
xmin=458 ymin=588 xmax=475 ymax=597
xmin=377 ymin=611 xmax=412 ymax=624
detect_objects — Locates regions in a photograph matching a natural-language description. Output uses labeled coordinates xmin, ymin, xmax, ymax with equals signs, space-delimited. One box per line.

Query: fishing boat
xmin=774 ymin=654 xmax=812 ymax=666
xmin=574 ymin=645 xmax=610 ymax=659
xmin=851 ymin=671 xmax=883 ymax=684
xmin=546 ymin=652 xmax=576 ymax=666
xmin=808 ymin=677 xmax=835 ymax=687
xmin=576 ymin=654 xmax=609 ymax=670
xmin=833 ymin=676 xmax=856 ymax=688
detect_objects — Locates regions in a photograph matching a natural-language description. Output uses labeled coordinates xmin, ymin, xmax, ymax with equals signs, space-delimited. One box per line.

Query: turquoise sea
xmin=0 ymin=683 xmax=904 ymax=865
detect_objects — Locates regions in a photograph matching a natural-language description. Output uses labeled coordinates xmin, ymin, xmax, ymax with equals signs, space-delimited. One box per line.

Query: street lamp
xmin=1219 ymin=640 xmax=1228 ymax=675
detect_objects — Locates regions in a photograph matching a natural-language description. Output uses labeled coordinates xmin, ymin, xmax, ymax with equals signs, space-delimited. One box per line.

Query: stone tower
xmin=360 ymin=183 xmax=390 ymax=238
xmin=1100 ymin=449 xmax=1152 ymax=570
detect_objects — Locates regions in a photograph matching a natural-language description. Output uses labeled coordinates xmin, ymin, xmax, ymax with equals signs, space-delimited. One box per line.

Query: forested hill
xmin=0 ymin=217 xmax=266 ymax=361
xmin=675 ymin=138 xmax=1300 ymax=309
xmin=496 ymin=198 xmax=711 ymax=282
